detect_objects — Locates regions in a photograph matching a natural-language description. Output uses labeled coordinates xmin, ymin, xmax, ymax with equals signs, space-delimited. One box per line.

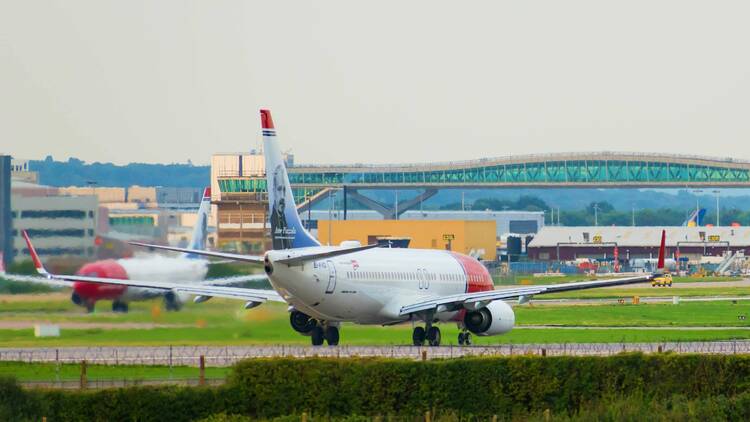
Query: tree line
xmin=442 ymin=195 xmax=750 ymax=226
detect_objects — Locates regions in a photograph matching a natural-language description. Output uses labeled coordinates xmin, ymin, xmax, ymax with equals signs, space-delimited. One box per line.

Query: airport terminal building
xmin=528 ymin=226 xmax=750 ymax=262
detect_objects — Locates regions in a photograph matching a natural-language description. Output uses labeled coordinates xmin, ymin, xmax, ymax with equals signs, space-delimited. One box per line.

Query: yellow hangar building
xmin=317 ymin=220 xmax=497 ymax=260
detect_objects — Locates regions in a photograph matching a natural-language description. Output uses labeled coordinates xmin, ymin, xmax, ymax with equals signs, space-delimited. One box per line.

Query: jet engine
xmin=463 ymin=301 xmax=515 ymax=336
xmin=289 ymin=310 xmax=316 ymax=335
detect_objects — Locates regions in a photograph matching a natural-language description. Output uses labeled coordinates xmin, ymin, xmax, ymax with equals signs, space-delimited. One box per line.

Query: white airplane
xmin=13 ymin=188 xmax=266 ymax=312
xmin=24 ymin=109 xmax=667 ymax=346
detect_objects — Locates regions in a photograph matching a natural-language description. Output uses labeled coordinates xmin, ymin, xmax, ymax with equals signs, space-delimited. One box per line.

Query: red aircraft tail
xmin=656 ymin=229 xmax=666 ymax=272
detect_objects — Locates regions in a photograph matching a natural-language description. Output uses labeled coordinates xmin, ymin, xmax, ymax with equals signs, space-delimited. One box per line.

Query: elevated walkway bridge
xmin=216 ymin=152 xmax=750 ymax=218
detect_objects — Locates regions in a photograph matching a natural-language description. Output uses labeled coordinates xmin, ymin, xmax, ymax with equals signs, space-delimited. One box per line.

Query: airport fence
xmin=18 ymin=378 xmax=225 ymax=390
xmin=4 ymin=341 xmax=750 ymax=368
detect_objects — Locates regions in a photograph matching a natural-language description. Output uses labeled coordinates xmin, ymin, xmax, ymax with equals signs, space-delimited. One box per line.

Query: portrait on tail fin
xmin=270 ymin=164 xmax=293 ymax=249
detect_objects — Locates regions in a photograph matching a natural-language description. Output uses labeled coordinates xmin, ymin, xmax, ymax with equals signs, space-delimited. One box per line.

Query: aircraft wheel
xmin=426 ymin=326 xmax=441 ymax=347
xmin=324 ymin=326 xmax=340 ymax=346
xmin=412 ymin=326 xmax=426 ymax=346
xmin=464 ymin=333 xmax=472 ymax=346
xmin=311 ymin=326 xmax=325 ymax=346
xmin=458 ymin=332 xmax=466 ymax=346
xmin=112 ymin=301 xmax=129 ymax=313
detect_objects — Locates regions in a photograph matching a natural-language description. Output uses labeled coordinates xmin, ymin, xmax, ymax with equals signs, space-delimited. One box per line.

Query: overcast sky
xmin=1 ymin=1 xmax=749 ymax=165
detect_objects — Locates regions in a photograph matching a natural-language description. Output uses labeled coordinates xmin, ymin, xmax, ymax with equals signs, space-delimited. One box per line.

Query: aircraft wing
xmin=401 ymin=229 xmax=667 ymax=316
xmin=202 ymin=274 xmax=268 ymax=286
xmin=39 ymin=273 xmax=284 ymax=303
xmin=399 ymin=274 xmax=652 ymax=316
xmin=22 ymin=231 xmax=285 ymax=305
xmin=0 ymin=272 xmax=71 ymax=288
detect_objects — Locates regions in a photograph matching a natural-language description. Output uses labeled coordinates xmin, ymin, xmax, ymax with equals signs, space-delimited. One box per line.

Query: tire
xmin=311 ymin=326 xmax=325 ymax=346
xmin=325 ymin=326 xmax=340 ymax=346
xmin=412 ymin=327 xmax=426 ymax=346
xmin=427 ymin=326 xmax=441 ymax=347
xmin=458 ymin=332 xmax=466 ymax=346
xmin=465 ymin=333 xmax=472 ymax=346
xmin=112 ymin=301 xmax=129 ymax=313
xmin=290 ymin=311 xmax=316 ymax=335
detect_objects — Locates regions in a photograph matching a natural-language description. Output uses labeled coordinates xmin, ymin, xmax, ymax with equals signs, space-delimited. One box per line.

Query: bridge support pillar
xmin=347 ymin=189 xmax=438 ymax=219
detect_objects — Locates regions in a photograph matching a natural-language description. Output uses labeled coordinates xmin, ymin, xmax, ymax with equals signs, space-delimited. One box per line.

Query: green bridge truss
xmin=217 ymin=152 xmax=750 ymax=203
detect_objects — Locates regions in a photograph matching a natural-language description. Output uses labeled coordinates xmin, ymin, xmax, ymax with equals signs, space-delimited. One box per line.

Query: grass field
xmin=543 ymin=287 xmax=750 ymax=299
xmin=1 ymin=294 xmax=750 ymax=346
xmin=495 ymin=274 xmax=742 ymax=286
xmin=0 ymin=361 xmax=229 ymax=381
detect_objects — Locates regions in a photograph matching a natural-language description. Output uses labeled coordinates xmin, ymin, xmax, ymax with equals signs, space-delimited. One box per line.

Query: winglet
xmin=656 ymin=229 xmax=666 ymax=272
xmin=202 ymin=187 xmax=211 ymax=200
xmin=22 ymin=231 xmax=49 ymax=277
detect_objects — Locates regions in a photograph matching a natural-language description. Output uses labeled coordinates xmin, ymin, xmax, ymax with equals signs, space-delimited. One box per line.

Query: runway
xmin=3 ymin=341 xmax=750 ymax=366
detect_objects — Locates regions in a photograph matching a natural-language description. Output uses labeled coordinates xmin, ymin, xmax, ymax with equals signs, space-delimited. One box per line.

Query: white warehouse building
xmin=12 ymin=194 xmax=98 ymax=259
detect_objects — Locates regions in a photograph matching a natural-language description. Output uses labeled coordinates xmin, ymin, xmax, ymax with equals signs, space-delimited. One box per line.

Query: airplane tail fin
xmin=656 ymin=229 xmax=666 ymax=273
xmin=261 ymin=109 xmax=321 ymax=250
xmin=184 ymin=187 xmax=211 ymax=258
xmin=683 ymin=208 xmax=706 ymax=227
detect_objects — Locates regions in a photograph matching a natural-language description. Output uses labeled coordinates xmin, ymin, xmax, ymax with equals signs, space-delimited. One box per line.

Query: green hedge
xmin=3 ymin=354 xmax=750 ymax=420
xmin=226 ymin=354 xmax=750 ymax=418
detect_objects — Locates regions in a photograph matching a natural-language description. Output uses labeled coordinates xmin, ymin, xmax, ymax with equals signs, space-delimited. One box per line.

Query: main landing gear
xmin=412 ymin=324 xmax=441 ymax=347
xmin=310 ymin=324 xmax=339 ymax=346
xmin=112 ymin=301 xmax=129 ymax=313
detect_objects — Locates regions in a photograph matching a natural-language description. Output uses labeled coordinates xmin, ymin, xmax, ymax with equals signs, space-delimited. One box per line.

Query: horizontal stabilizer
xmin=128 ymin=242 xmax=264 ymax=264
xmin=274 ymin=244 xmax=379 ymax=265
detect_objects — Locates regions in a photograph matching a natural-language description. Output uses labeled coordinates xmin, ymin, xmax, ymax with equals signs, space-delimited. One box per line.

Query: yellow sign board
xmin=442 ymin=234 xmax=455 ymax=241
xmin=708 ymin=235 xmax=721 ymax=242
xmin=592 ymin=235 xmax=602 ymax=244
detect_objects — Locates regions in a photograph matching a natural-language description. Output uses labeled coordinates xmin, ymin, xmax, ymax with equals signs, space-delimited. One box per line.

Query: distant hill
xmin=29 ymin=156 xmax=209 ymax=188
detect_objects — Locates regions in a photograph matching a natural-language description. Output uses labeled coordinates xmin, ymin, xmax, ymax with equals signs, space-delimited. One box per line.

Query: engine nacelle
xmin=289 ymin=310 xmax=317 ymax=335
xmin=463 ymin=301 xmax=515 ymax=336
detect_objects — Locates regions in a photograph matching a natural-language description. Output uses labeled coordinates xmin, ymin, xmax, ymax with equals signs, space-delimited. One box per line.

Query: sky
xmin=1 ymin=1 xmax=749 ymax=165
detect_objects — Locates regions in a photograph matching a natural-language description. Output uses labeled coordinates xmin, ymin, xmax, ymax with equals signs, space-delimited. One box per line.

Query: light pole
xmin=593 ymin=203 xmax=599 ymax=226
xmin=549 ymin=207 xmax=554 ymax=226
xmin=712 ymin=190 xmax=720 ymax=226
xmin=692 ymin=189 xmax=703 ymax=225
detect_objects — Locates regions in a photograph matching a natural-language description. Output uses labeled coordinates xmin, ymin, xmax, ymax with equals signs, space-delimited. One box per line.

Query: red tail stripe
xmin=260 ymin=109 xmax=274 ymax=129
xmin=657 ymin=229 xmax=666 ymax=270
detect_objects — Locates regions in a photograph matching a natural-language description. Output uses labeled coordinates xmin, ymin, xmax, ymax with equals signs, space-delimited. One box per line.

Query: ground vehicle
xmin=651 ymin=273 xmax=673 ymax=287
